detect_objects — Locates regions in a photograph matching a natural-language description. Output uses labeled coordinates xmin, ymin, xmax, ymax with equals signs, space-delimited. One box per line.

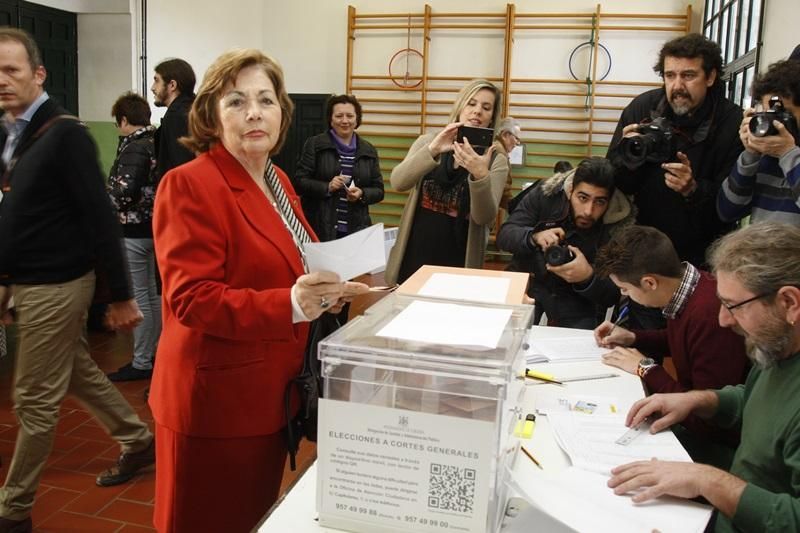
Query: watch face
xmin=640 ymin=357 xmax=655 ymax=367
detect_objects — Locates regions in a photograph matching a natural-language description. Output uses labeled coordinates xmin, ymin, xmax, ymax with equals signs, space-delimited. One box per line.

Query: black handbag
xmin=284 ymin=312 xmax=342 ymax=470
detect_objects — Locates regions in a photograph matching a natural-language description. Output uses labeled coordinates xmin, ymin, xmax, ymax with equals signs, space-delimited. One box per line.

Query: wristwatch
xmin=637 ymin=357 xmax=657 ymax=378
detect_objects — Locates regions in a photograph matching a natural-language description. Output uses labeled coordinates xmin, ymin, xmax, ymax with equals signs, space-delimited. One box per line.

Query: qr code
xmin=427 ymin=463 xmax=475 ymax=513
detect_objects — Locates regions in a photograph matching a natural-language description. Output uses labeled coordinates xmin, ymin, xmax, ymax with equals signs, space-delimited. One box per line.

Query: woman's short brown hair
xmin=181 ymin=49 xmax=294 ymax=154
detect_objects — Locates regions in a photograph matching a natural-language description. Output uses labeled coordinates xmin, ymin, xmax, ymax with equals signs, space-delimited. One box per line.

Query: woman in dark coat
xmin=293 ymin=94 xmax=384 ymax=241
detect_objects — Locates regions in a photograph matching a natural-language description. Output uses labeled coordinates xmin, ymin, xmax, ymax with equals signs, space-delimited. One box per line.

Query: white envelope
xmin=303 ymin=223 xmax=386 ymax=281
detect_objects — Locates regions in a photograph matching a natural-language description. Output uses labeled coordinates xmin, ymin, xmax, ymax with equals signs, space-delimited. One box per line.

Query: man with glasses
xmin=592 ymin=225 xmax=748 ymax=463
xmin=608 ymin=221 xmax=800 ymax=533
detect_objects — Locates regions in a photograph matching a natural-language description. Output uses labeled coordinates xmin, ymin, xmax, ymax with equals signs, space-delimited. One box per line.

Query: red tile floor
xmin=0 ymin=329 xmax=316 ymax=532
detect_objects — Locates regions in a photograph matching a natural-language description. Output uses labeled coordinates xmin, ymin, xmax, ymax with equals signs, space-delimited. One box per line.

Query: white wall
xmin=77 ymin=13 xmax=133 ymax=120
xmin=761 ymin=0 xmax=799 ymax=68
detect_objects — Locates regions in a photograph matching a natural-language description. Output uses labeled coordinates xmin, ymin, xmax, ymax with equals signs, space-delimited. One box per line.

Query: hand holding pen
xmin=593 ymin=305 xmax=635 ymax=348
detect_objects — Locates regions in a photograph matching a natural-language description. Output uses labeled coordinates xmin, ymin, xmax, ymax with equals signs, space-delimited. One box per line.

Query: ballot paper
xmin=375 ymin=300 xmax=512 ymax=349
xmin=523 ymin=327 xmax=611 ymax=363
xmin=303 ymin=223 xmax=385 ymax=281
xmin=546 ymin=412 xmax=692 ymax=475
xmin=417 ymin=273 xmax=511 ymax=304
xmin=507 ymin=466 xmax=711 ymax=533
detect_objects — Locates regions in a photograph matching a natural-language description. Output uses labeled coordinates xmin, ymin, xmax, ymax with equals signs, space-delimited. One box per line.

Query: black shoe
xmin=107 ymin=363 xmax=152 ymax=382
xmin=96 ymin=438 xmax=155 ymax=487
xmin=0 ymin=516 xmax=32 ymax=533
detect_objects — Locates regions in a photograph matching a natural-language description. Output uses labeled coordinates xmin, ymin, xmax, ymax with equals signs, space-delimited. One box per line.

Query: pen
xmin=525 ymin=369 xmax=563 ymax=385
xmin=520 ymin=445 xmax=543 ymax=469
xmin=559 ymin=373 xmax=620 ymax=383
xmin=605 ymin=304 xmax=630 ymax=339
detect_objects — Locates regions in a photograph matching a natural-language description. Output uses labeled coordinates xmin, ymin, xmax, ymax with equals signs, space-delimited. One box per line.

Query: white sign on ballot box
xmin=317 ymin=399 xmax=495 ymax=533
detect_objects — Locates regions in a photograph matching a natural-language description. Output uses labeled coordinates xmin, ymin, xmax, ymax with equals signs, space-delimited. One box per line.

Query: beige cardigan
xmin=384 ymin=132 xmax=509 ymax=285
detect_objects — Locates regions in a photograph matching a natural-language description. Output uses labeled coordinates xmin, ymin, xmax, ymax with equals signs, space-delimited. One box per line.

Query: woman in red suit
xmin=150 ymin=49 xmax=368 ymax=532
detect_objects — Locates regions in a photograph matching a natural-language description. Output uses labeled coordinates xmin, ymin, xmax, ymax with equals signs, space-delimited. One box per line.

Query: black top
xmin=0 ymin=98 xmax=132 ymax=301
xmin=154 ymin=93 xmax=194 ymax=180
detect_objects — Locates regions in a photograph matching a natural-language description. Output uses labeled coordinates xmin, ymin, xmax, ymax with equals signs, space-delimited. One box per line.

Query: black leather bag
xmin=284 ymin=312 xmax=342 ymax=470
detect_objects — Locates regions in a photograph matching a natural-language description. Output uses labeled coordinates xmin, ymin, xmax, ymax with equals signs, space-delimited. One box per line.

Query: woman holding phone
xmin=385 ymin=79 xmax=508 ymax=284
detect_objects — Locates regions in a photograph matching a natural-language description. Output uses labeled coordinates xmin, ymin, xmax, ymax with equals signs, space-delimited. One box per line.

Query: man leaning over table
xmin=608 ymin=222 xmax=800 ymax=533
xmin=592 ymin=225 xmax=749 ymax=466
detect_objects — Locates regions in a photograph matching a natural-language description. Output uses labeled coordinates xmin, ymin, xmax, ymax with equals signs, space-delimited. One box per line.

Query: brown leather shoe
xmin=95 ymin=438 xmax=155 ymax=487
xmin=0 ymin=516 xmax=32 ymax=533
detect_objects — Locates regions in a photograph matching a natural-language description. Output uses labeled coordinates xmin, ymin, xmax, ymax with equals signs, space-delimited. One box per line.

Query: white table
xmin=258 ymin=326 xmax=711 ymax=532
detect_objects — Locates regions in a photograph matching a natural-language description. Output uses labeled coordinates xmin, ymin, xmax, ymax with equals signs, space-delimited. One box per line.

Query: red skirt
xmin=153 ymin=422 xmax=288 ymax=532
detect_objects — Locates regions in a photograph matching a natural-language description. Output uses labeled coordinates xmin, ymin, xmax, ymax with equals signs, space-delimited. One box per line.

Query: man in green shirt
xmin=607 ymin=221 xmax=800 ymax=532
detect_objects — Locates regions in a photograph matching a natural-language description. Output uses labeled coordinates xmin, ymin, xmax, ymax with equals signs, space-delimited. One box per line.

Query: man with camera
xmin=718 ymin=59 xmax=800 ymax=225
xmin=608 ymin=33 xmax=743 ymax=268
xmin=497 ymin=157 xmax=633 ymax=329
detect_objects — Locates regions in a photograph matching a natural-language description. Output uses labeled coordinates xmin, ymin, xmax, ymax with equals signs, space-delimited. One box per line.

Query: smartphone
xmin=456 ymin=125 xmax=494 ymax=148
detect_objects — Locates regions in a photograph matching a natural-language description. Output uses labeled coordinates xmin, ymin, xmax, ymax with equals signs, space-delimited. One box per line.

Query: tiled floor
xmin=0 ymin=328 xmax=317 ymax=532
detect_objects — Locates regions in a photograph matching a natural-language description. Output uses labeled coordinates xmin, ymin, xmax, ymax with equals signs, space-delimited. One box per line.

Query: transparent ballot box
xmin=316 ymin=293 xmax=534 ymax=533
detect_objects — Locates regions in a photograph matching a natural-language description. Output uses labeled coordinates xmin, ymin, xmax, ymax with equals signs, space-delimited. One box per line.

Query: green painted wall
xmin=86 ymin=121 xmax=119 ymax=176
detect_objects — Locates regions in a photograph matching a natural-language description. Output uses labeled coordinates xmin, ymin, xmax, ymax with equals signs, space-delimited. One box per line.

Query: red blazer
xmin=151 ymin=143 xmax=314 ymax=438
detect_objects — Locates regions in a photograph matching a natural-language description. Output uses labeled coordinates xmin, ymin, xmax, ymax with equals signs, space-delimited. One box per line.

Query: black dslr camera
xmin=528 ymin=226 xmax=577 ymax=280
xmin=543 ymin=243 xmax=575 ymax=266
xmin=617 ymin=117 xmax=675 ymax=169
xmin=749 ymin=96 xmax=798 ymax=138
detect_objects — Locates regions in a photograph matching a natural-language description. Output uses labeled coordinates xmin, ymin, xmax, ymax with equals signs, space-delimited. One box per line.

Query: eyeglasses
xmin=720 ymin=290 xmax=776 ymax=313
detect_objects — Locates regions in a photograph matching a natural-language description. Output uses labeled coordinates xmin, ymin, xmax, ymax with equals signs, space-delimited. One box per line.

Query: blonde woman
xmin=385 ymin=79 xmax=509 ymax=284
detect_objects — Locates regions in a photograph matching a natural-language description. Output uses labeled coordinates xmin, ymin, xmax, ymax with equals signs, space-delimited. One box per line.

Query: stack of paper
xmin=508 ymin=466 xmax=711 ymax=533
xmin=522 ymin=328 xmax=611 ymax=364
xmin=546 ymin=412 xmax=692 ymax=475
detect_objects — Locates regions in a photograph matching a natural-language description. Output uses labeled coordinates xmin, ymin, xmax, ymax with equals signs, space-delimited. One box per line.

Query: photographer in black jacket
xmin=497 ymin=157 xmax=633 ymax=329
xmin=607 ymin=33 xmax=743 ymax=268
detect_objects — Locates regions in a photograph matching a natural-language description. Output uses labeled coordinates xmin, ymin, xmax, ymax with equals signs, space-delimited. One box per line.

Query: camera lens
xmin=749 ymin=114 xmax=773 ymax=137
xmin=544 ymin=245 xmax=574 ymax=266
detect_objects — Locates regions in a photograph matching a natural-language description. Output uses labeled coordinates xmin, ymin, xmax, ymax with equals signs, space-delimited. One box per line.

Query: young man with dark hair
xmin=607 ymin=33 xmax=743 ymax=268
xmin=151 ymin=58 xmax=195 ymax=180
xmin=594 ymin=225 xmax=749 ymax=458
xmin=497 ymin=157 xmax=633 ymax=329
xmin=718 ymin=59 xmax=800 ymax=225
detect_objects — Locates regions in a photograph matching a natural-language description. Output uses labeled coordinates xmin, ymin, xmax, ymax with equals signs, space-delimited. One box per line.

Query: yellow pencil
xmin=520 ymin=445 xmax=543 ymax=470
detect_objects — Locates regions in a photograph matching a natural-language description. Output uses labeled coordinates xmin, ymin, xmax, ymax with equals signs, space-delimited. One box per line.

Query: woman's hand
xmin=328 ymin=175 xmax=350 ymax=193
xmin=326 ymin=281 xmax=370 ymax=314
xmin=294 ymin=273 xmax=370 ymax=320
xmin=295 ymin=272 xmax=345 ymax=320
xmin=427 ymin=122 xmax=461 ymax=157
xmin=453 ymin=138 xmax=494 ymax=180
xmin=346 ymin=184 xmax=363 ymax=202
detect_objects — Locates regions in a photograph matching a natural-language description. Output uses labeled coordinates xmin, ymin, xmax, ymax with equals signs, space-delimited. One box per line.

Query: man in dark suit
xmin=0 ymin=28 xmax=155 ymax=532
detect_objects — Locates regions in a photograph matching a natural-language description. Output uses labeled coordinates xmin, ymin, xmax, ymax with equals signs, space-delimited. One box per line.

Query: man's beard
xmin=734 ymin=309 xmax=794 ymax=368
xmin=153 ymin=89 xmax=168 ymax=107
xmin=669 ymin=90 xmax=695 ymax=116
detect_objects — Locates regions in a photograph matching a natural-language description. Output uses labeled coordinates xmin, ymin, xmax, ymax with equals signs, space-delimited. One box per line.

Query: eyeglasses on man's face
xmin=720 ymin=290 xmax=777 ymax=314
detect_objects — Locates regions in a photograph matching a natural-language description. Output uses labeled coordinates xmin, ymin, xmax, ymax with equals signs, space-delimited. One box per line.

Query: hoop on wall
xmin=388 ymin=47 xmax=424 ymax=89
xmin=568 ymin=41 xmax=612 ymax=82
